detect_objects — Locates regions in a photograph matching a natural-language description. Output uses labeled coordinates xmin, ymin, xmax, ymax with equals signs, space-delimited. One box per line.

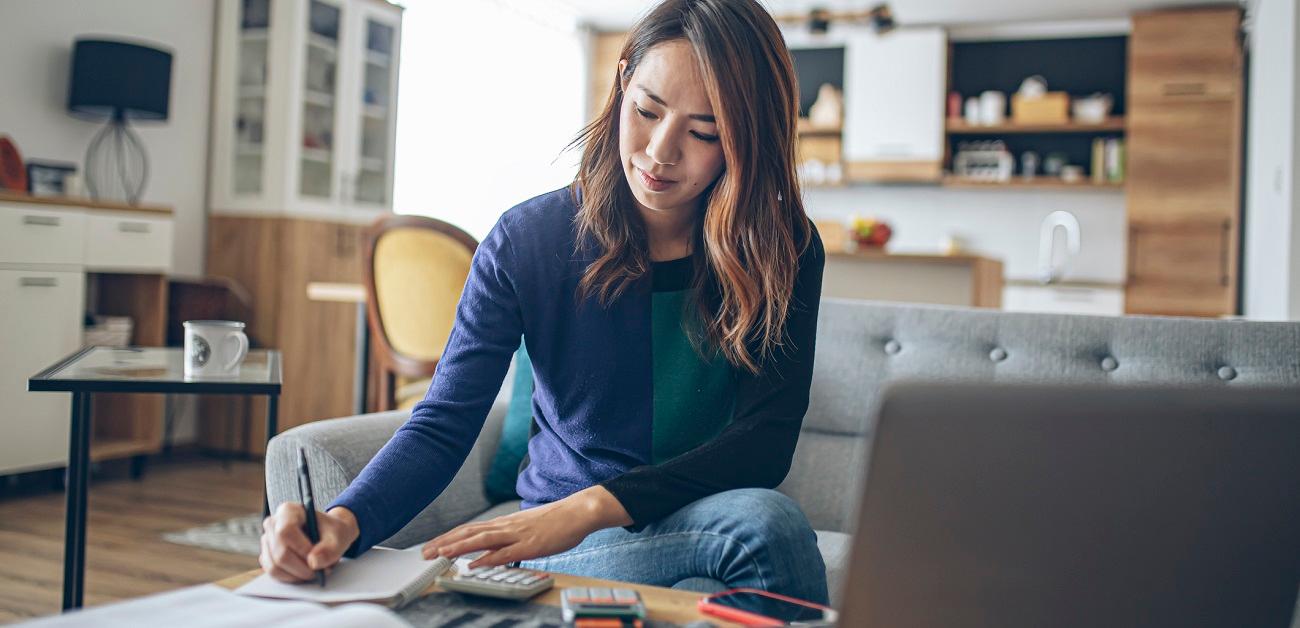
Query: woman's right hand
xmin=259 ymin=503 xmax=360 ymax=582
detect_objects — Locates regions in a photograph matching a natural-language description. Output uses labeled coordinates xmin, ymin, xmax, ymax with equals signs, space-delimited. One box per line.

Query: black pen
xmin=297 ymin=447 xmax=327 ymax=587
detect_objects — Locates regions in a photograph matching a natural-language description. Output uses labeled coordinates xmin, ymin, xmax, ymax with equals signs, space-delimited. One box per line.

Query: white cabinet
xmin=1003 ymin=284 xmax=1125 ymax=316
xmin=209 ymin=0 xmax=402 ymax=222
xmin=0 ymin=206 xmax=86 ymax=266
xmin=83 ymin=212 xmax=173 ymax=272
xmin=0 ymin=270 xmax=84 ymax=474
xmin=841 ymin=26 xmax=947 ymax=181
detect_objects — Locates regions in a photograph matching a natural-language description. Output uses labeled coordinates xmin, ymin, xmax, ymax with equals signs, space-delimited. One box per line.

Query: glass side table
xmin=28 ymin=346 xmax=282 ymax=611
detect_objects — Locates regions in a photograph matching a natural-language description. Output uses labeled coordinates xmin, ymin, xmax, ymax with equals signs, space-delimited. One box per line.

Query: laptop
xmin=837 ymin=383 xmax=1300 ymax=628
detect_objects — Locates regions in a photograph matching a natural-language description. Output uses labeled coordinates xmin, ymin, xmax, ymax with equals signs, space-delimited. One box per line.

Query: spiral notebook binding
xmin=394 ymin=555 xmax=452 ymax=608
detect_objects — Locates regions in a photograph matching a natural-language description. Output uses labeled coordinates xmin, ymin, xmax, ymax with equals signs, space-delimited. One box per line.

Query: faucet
xmin=1038 ymin=210 xmax=1081 ymax=284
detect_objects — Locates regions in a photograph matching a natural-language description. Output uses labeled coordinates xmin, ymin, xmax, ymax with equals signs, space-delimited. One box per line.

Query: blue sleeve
xmin=329 ymin=218 xmax=523 ymax=556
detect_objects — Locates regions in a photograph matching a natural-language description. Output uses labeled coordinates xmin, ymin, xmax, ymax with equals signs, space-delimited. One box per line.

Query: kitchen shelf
xmin=945 ymin=117 xmax=1126 ymax=135
xmin=941 ymin=176 xmax=1124 ymax=191
xmin=798 ymin=127 xmax=843 ymax=138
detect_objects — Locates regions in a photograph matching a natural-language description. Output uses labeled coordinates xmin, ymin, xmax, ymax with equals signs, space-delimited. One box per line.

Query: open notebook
xmin=237 ymin=547 xmax=454 ymax=609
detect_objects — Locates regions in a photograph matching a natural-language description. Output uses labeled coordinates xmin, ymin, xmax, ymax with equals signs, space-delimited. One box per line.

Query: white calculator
xmin=435 ymin=565 xmax=555 ymax=600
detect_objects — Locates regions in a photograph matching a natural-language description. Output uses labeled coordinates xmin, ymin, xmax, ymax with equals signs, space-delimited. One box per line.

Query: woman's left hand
xmin=421 ymin=485 xmax=632 ymax=569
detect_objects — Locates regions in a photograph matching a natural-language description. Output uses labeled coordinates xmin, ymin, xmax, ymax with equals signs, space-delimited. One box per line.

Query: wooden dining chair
xmin=364 ymin=215 xmax=478 ymax=411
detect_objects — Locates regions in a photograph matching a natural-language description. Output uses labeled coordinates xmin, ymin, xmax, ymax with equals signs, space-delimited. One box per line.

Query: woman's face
xmin=618 ymin=40 xmax=725 ymax=219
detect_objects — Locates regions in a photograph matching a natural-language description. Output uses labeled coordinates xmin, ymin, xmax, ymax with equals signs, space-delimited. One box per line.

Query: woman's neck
xmin=638 ymin=202 xmax=697 ymax=262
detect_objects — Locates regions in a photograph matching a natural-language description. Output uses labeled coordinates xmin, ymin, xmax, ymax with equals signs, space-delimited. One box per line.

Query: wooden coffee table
xmin=216 ymin=568 xmax=736 ymax=625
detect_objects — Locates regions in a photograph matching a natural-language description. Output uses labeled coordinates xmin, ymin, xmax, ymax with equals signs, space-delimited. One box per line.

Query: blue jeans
xmin=518 ymin=488 xmax=829 ymax=605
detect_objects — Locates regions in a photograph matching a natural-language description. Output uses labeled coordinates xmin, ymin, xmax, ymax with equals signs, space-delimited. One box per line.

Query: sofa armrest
xmin=265 ymin=399 xmax=508 ymax=550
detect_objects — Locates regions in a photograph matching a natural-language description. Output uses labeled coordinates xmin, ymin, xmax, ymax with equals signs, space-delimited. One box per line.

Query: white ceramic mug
xmin=184 ymin=320 xmax=249 ymax=379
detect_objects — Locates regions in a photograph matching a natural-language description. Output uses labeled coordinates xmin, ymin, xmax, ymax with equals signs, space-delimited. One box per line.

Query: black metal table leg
xmin=263 ymin=393 xmax=279 ymax=517
xmin=353 ymin=300 xmax=369 ymax=415
xmin=62 ymin=391 xmax=91 ymax=611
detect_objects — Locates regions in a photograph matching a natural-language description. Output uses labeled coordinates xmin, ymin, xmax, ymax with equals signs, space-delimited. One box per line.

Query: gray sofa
xmin=266 ymin=300 xmax=1300 ymax=606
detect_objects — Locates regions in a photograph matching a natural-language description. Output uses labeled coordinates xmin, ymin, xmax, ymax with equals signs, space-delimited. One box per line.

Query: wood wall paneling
xmin=203 ymin=216 xmax=365 ymax=456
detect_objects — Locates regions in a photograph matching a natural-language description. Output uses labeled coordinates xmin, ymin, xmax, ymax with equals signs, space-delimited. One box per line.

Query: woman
xmin=260 ymin=0 xmax=828 ymax=603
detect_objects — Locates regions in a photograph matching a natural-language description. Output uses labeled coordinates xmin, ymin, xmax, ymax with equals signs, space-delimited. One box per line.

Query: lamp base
xmin=84 ymin=114 xmax=149 ymax=205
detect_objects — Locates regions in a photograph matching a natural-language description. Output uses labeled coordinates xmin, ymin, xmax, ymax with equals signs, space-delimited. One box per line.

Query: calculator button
xmin=613 ymin=589 xmax=638 ymax=602
xmin=519 ymin=575 xmax=541 ymax=585
xmin=503 ymin=573 xmax=525 ymax=584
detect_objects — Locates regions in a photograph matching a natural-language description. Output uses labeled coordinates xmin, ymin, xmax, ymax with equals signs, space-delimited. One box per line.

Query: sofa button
xmin=989 ymin=347 xmax=1008 ymax=362
xmin=1217 ymin=366 xmax=1237 ymax=381
xmin=1100 ymin=356 xmax=1119 ymax=372
xmin=884 ymin=340 xmax=901 ymax=355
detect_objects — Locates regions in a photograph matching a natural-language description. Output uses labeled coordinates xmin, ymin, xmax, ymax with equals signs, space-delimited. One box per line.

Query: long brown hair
xmin=569 ymin=0 xmax=810 ymax=375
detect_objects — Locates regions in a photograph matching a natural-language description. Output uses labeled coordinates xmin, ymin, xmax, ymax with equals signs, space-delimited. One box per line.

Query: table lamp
xmin=67 ymin=38 xmax=172 ymax=205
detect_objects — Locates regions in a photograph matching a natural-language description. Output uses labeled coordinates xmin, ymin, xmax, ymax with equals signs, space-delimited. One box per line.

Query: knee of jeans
xmin=709 ymin=488 xmax=816 ymax=544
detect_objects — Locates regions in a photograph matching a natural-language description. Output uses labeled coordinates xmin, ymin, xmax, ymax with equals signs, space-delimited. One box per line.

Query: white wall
xmin=0 ymin=0 xmax=216 ymax=444
xmin=0 ymin=0 xmax=214 ymax=278
xmin=1244 ymin=0 xmax=1300 ymax=320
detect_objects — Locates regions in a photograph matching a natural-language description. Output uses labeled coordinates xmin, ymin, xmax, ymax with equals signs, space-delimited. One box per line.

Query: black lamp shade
xmin=68 ymin=38 xmax=172 ymax=121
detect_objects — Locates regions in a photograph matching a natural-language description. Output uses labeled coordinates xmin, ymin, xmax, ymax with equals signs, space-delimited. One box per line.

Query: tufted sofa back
xmin=777 ymin=299 xmax=1300 ymax=533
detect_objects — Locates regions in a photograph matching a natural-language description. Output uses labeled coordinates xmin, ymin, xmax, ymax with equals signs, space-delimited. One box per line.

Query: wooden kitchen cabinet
xmin=1126 ymin=97 xmax=1238 ymax=223
xmin=1129 ymin=7 xmax=1241 ymax=101
xmin=204 ymin=216 xmax=366 ymax=456
xmin=1124 ymin=6 xmax=1242 ymax=317
xmin=1126 ymin=220 xmax=1235 ymax=317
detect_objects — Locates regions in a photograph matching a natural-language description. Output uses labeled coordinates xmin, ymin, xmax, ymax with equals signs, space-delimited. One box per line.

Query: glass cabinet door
xmin=234 ymin=0 xmax=270 ymax=195
xmin=355 ymin=17 xmax=395 ymax=206
xmin=300 ymin=0 xmax=342 ymax=199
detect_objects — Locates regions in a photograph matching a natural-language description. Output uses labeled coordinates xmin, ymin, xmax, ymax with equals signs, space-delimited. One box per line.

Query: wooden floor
xmin=0 ymin=455 xmax=264 ymax=624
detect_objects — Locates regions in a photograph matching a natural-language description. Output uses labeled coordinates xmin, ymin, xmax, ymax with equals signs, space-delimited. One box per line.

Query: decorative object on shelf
xmin=807 ymin=7 xmax=831 ymax=34
xmin=808 ymin=83 xmax=843 ymax=128
xmin=1017 ymin=75 xmax=1048 ymax=99
xmin=1021 ymin=151 xmax=1039 ymax=181
xmin=978 ymin=90 xmax=1006 ymax=126
xmin=1092 ymin=138 xmax=1106 ymax=184
xmin=25 ymin=160 xmax=78 ymax=197
xmin=953 ymin=140 xmax=1013 ymax=182
xmin=1104 ymin=138 xmax=1125 ymax=183
xmin=800 ymin=158 xmax=828 ymax=185
xmin=867 ymin=3 xmax=896 ymax=34
xmin=947 ymin=91 xmax=963 ymax=120
xmin=941 ymin=233 xmax=967 ymax=255
xmin=1060 ymin=165 xmax=1084 ymax=183
xmin=1011 ymin=84 xmax=1069 ymax=125
xmin=849 ymin=216 xmax=893 ymax=249
xmin=1043 ymin=152 xmax=1068 ymax=177
xmin=963 ymin=97 xmax=980 ymax=126
xmin=67 ymin=38 xmax=173 ymax=205
xmin=1072 ymin=93 xmax=1113 ymax=124
xmin=0 ymin=134 xmax=27 ymax=192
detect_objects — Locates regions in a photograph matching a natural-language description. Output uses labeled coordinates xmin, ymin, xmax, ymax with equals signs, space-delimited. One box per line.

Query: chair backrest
xmin=365 ymin=215 xmax=477 ymax=408
xmin=777 ymin=299 xmax=1300 ymax=534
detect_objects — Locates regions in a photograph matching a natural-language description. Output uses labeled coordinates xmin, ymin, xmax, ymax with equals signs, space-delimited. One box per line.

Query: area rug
xmin=163 ymin=513 xmax=262 ymax=556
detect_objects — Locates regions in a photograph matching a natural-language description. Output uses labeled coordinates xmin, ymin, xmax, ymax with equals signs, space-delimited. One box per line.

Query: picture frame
xmin=26 ymin=160 xmax=78 ymax=197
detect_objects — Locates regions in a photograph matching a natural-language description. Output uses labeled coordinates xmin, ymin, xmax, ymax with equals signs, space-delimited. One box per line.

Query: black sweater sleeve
xmin=600 ymin=226 xmax=826 ymax=531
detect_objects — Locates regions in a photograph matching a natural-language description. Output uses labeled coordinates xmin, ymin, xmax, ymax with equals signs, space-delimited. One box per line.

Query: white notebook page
xmin=237 ymin=547 xmax=453 ymax=606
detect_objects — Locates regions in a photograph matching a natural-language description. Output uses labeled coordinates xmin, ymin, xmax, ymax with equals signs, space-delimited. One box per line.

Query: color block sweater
xmin=331 ymin=186 xmax=825 ymax=556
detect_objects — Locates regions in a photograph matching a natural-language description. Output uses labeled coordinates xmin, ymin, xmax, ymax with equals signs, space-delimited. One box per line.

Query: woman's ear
xmin=617 ymin=59 xmax=629 ymax=93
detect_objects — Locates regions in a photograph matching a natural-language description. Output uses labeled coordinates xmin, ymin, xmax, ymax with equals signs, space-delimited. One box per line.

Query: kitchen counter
xmin=823 ymin=248 xmax=1004 ymax=308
